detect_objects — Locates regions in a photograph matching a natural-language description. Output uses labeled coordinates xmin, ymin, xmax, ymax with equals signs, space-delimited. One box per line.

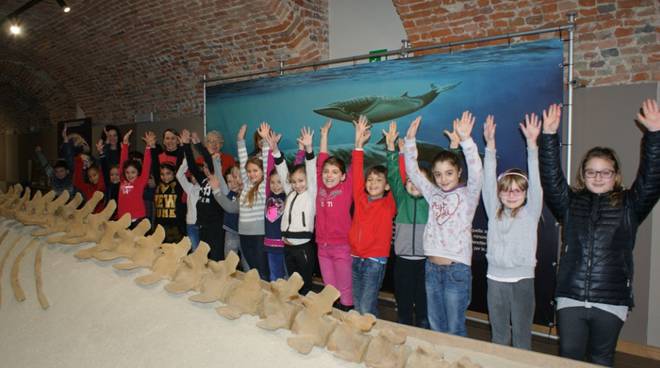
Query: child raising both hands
xmin=349 ymin=115 xmax=396 ymax=317
xmin=403 ymin=112 xmax=483 ymax=336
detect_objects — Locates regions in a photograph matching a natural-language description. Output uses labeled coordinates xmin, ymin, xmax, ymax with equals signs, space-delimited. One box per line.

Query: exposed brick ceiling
xmin=0 ymin=0 xmax=329 ymax=132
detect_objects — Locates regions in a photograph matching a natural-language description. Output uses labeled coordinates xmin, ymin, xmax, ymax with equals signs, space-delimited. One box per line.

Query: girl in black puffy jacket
xmin=538 ymin=100 xmax=660 ymax=366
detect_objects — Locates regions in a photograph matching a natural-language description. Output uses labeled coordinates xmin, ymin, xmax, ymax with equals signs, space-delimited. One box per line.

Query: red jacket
xmin=72 ymin=155 xmax=106 ymax=213
xmin=348 ymin=149 xmax=396 ymax=258
xmin=117 ymin=144 xmax=152 ymax=221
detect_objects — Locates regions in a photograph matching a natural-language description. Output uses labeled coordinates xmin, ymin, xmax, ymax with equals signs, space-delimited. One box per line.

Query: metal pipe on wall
xmin=204 ymin=24 xmax=573 ymax=86
xmin=566 ymin=12 xmax=577 ymax=185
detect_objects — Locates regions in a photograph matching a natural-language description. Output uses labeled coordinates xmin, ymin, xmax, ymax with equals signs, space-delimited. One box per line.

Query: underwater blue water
xmin=207 ymin=39 xmax=563 ymax=173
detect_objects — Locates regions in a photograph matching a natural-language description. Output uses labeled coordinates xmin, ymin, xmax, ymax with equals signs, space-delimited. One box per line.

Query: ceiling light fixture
xmin=9 ymin=22 xmax=22 ymax=35
xmin=4 ymin=0 xmax=71 ymax=36
xmin=56 ymin=0 xmax=70 ymax=13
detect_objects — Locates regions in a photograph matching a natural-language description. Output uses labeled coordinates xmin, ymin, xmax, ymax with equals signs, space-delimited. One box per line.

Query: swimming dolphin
xmin=313 ymin=82 xmax=461 ymax=124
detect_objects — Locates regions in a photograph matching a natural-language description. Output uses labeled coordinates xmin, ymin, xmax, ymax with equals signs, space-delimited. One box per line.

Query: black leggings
xmin=199 ymin=223 xmax=225 ymax=261
xmin=239 ymin=235 xmax=268 ymax=280
xmin=284 ymin=241 xmax=316 ymax=296
xmin=558 ymin=306 xmax=624 ymax=367
xmin=394 ymin=256 xmax=428 ymax=328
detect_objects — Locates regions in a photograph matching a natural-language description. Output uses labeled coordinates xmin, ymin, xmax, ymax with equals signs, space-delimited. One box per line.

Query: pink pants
xmin=317 ymin=243 xmax=353 ymax=306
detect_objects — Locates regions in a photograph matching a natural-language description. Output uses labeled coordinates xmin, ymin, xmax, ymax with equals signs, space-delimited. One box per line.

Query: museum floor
xmin=375 ymin=297 xmax=659 ymax=368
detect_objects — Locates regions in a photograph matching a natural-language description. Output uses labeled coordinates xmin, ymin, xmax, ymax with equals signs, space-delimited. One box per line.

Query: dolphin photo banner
xmin=206 ymin=39 xmax=564 ymax=326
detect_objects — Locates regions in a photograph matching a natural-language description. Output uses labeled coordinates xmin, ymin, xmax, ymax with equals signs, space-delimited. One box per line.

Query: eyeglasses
xmin=584 ymin=169 xmax=615 ymax=179
xmin=500 ymin=188 xmax=525 ymax=196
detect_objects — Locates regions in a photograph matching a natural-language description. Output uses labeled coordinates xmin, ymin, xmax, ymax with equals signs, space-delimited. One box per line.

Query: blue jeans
xmin=352 ymin=257 xmax=387 ymax=317
xmin=425 ymin=260 xmax=472 ymax=336
xmin=266 ymin=248 xmax=287 ymax=281
xmin=187 ymin=224 xmax=200 ymax=252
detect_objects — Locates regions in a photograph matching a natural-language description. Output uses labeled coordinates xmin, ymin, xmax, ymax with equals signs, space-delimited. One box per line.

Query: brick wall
xmin=1 ymin=0 xmax=657 ymax=132
xmin=393 ymin=0 xmax=659 ymax=87
xmin=0 ymin=0 xmax=329 ymax=131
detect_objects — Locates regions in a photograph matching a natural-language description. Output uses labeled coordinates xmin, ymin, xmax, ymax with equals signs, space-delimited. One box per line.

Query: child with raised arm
xmin=403 ymin=112 xmax=483 ymax=336
xmin=34 ymin=125 xmax=78 ymax=197
xmin=211 ymin=164 xmax=250 ymax=271
xmin=264 ymin=163 xmax=287 ymax=281
xmin=265 ymin=127 xmax=318 ymax=295
xmin=72 ymin=153 xmax=105 ymax=213
xmin=539 ymin=100 xmax=660 ymax=366
xmin=315 ymin=120 xmax=354 ymax=310
xmin=176 ymin=158 xmax=201 ymax=250
xmin=181 ymin=129 xmax=224 ymax=260
xmin=385 ymin=121 xmax=430 ymax=328
xmin=117 ymin=130 xmax=152 ymax=227
xmin=349 ymin=116 xmax=397 ymax=316
xmin=483 ymin=114 xmax=543 ymax=350
xmin=237 ymin=123 xmax=271 ymax=280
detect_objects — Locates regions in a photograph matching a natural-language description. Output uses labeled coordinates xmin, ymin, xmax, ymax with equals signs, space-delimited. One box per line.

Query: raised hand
xmin=406 ymin=116 xmax=422 ymax=139
xmin=191 ymin=132 xmax=201 ymax=144
xmin=205 ymin=167 xmax=220 ymax=190
xmin=319 ymin=120 xmax=332 ymax=153
xmin=257 ymin=122 xmax=271 ymax=139
xmin=265 ymin=129 xmax=282 ymax=153
xmin=297 ymin=126 xmax=314 ymax=153
xmin=520 ymin=113 xmax=541 ymax=148
xmin=142 ymin=131 xmax=157 ymax=148
xmin=354 ymin=115 xmax=371 ymax=149
xmin=180 ymin=129 xmax=191 ymax=144
xmin=123 ymin=129 xmax=133 ymax=145
xmin=542 ymin=103 xmax=562 ymax=134
xmin=320 ymin=120 xmax=332 ymax=137
xmin=96 ymin=139 xmax=105 ymax=155
xmin=382 ymin=121 xmax=398 ymax=151
xmin=455 ymin=111 xmax=475 ymax=141
xmin=637 ymin=99 xmax=660 ymax=132
xmin=444 ymin=119 xmax=461 ymax=149
xmin=237 ymin=124 xmax=247 ymax=141
xmin=483 ymin=115 xmax=496 ymax=150
xmin=61 ymin=124 xmax=69 ymax=142
xmin=103 ymin=127 xmax=110 ymax=144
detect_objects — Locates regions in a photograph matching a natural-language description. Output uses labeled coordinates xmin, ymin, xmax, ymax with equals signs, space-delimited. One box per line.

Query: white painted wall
xmin=328 ymin=0 xmax=407 ymax=61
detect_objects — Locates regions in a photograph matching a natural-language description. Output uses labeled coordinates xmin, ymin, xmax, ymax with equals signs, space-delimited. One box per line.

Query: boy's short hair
xmin=224 ymin=165 xmax=237 ymax=179
xmin=53 ymin=159 xmax=69 ymax=171
xmin=291 ymin=164 xmax=306 ymax=176
xmin=129 ymin=151 xmax=144 ymax=162
xmin=366 ymin=165 xmax=387 ymax=178
xmin=160 ymin=163 xmax=175 ymax=173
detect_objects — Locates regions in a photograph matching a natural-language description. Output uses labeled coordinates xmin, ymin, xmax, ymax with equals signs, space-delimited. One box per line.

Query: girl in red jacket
xmin=117 ymin=130 xmax=153 ymax=228
xmin=72 ymin=154 xmax=106 ymax=213
xmin=349 ymin=115 xmax=397 ymax=317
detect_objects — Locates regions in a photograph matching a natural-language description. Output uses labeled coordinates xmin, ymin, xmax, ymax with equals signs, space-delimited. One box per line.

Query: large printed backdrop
xmin=207 ymin=39 xmax=563 ymax=326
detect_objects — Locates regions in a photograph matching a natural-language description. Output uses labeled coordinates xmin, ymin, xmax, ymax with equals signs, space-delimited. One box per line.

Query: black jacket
xmin=539 ymin=131 xmax=660 ymax=307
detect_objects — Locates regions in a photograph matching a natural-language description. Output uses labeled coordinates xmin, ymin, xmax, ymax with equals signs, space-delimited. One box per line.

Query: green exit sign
xmin=369 ymin=49 xmax=387 ymax=62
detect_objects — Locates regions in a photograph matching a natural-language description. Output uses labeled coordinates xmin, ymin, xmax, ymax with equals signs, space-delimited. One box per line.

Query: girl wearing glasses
xmin=539 ymin=100 xmax=660 ymax=366
xmin=482 ymin=113 xmax=543 ymax=350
